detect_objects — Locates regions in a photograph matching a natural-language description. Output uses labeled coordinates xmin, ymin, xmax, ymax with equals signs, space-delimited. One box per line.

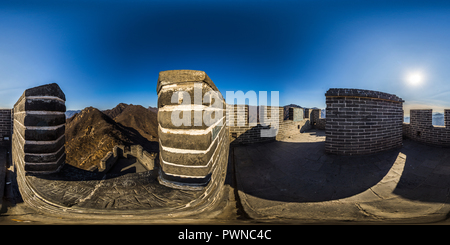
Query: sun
xmin=405 ymin=71 xmax=424 ymax=86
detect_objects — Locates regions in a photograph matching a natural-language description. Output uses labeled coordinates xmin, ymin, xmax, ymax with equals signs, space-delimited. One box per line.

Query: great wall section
xmin=2 ymin=69 xmax=450 ymax=223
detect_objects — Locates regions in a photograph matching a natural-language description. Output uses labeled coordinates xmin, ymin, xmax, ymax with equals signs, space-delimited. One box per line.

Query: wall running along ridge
xmin=12 ymin=83 xmax=66 ymax=174
xmin=88 ymin=145 xmax=157 ymax=173
xmin=325 ymin=88 xmax=404 ymax=155
xmin=157 ymin=70 xmax=229 ymax=190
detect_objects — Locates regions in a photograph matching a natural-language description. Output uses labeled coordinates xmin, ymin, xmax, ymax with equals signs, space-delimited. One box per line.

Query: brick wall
xmin=12 ymin=83 xmax=66 ymax=174
xmin=289 ymin=107 xmax=303 ymax=121
xmin=157 ymin=70 xmax=229 ymax=190
xmin=311 ymin=109 xmax=326 ymax=130
xmin=0 ymin=109 xmax=12 ymax=147
xmin=325 ymin=88 xmax=404 ymax=155
xmin=227 ymin=105 xmax=285 ymax=144
xmin=276 ymin=119 xmax=312 ymax=140
xmin=277 ymin=107 xmax=312 ymax=139
xmin=402 ymin=109 xmax=450 ymax=147
xmin=227 ymin=105 xmax=319 ymax=143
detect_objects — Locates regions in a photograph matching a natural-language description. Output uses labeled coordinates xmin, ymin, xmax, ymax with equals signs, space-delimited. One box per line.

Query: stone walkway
xmin=3 ymin=130 xmax=450 ymax=224
xmin=26 ymin=165 xmax=201 ymax=210
xmin=234 ymin=129 xmax=450 ymax=223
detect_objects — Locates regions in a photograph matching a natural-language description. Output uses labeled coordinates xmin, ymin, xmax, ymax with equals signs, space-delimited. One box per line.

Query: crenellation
xmin=402 ymin=109 xmax=450 ymax=147
xmin=2 ymin=72 xmax=450 ymax=221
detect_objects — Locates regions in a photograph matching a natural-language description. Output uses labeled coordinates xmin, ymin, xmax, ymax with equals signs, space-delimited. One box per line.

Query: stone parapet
xmin=325 ymin=88 xmax=404 ymax=103
xmin=12 ymin=83 xmax=66 ymax=174
xmin=325 ymin=88 xmax=403 ymax=155
xmin=157 ymin=70 xmax=229 ymax=190
xmin=402 ymin=109 xmax=450 ymax=147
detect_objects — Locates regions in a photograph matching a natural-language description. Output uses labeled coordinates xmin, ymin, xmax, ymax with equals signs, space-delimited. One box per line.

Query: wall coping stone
xmin=14 ymin=83 xmax=66 ymax=107
xmin=157 ymin=70 xmax=219 ymax=94
xmin=325 ymin=88 xmax=404 ymax=103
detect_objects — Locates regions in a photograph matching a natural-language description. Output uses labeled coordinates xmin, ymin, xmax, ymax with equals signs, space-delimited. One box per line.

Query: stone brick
xmin=157 ymin=70 xmax=229 ymax=189
xmin=325 ymin=88 xmax=403 ymax=155
xmin=403 ymin=109 xmax=450 ymax=147
xmin=12 ymin=83 xmax=66 ymax=174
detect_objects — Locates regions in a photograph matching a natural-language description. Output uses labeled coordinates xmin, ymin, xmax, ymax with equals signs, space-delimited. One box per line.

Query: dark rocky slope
xmin=65 ymin=106 xmax=158 ymax=170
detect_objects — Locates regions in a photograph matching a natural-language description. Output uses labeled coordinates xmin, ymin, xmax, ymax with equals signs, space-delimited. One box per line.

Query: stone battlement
xmin=12 ymin=83 xmax=66 ymax=174
xmin=325 ymin=88 xmax=404 ymax=103
xmin=325 ymin=88 xmax=404 ymax=155
xmin=3 ymin=73 xmax=450 ymax=194
xmin=402 ymin=109 xmax=450 ymax=147
xmin=157 ymin=70 xmax=229 ymax=190
xmin=226 ymin=104 xmax=323 ymax=144
xmin=88 ymin=145 xmax=157 ymax=173
xmin=3 ymin=71 xmax=450 ymax=221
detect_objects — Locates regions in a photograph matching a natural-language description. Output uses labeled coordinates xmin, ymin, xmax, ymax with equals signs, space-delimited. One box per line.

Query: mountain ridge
xmin=65 ymin=104 xmax=158 ymax=170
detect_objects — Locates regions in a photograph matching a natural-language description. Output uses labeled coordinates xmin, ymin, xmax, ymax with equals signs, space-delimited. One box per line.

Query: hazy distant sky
xmin=1 ymin=0 xmax=450 ymax=115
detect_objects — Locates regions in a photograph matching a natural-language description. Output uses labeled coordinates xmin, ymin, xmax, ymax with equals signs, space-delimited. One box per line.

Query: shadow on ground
xmin=233 ymin=129 xmax=450 ymax=204
xmin=392 ymin=139 xmax=450 ymax=203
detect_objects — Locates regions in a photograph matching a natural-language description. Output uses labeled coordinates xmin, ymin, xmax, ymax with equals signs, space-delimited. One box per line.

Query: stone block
xmin=14 ymin=113 xmax=65 ymax=127
xmin=325 ymin=88 xmax=403 ymax=155
xmin=158 ymin=109 xmax=225 ymax=130
xmin=157 ymin=70 xmax=229 ymax=189
xmin=12 ymin=83 xmax=66 ymax=174
xmin=158 ymin=126 xmax=215 ymax=151
xmin=24 ymin=145 xmax=65 ymax=163
xmin=24 ymin=153 xmax=65 ymax=172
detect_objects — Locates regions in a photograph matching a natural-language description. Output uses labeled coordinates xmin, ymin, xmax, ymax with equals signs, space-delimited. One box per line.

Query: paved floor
xmin=234 ymin=129 xmax=450 ymax=223
xmin=2 ymin=130 xmax=450 ymax=224
xmin=26 ymin=165 xmax=202 ymax=210
xmin=0 ymin=158 xmax=240 ymax=225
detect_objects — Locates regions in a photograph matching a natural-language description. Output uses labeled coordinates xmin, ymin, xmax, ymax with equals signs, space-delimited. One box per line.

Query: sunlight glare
xmin=405 ymin=71 xmax=424 ymax=86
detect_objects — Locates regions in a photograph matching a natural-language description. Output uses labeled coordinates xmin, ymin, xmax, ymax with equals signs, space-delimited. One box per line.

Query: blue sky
xmin=1 ymin=0 xmax=450 ymax=115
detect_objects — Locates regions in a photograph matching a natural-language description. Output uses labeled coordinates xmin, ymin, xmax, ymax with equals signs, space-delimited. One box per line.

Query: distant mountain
xmin=65 ymin=107 xmax=142 ymax=170
xmin=433 ymin=113 xmax=444 ymax=126
xmin=113 ymin=104 xmax=158 ymax=142
xmin=102 ymin=102 xmax=128 ymax=119
xmin=65 ymin=110 xmax=81 ymax=119
xmin=148 ymin=106 xmax=158 ymax=114
xmin=285 ymin=104 xmax=303 ymax=108
xmin=102 ymin=104 xmax=159 ymax=139
xmin=65 ymin=104 xmax=159 ymax=170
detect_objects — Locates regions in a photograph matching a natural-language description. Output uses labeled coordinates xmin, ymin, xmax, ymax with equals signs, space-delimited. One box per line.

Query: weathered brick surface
xmin=0 ymin=109 xmax=12 ymax=147
xmin=12 ymin=83 xmax=66 ymax=174
xmin=276 ymin=119 xmax=312 ymax=140
xmin=226 ymin=105 xmax=320 ymax=143
xmin=157 ymin=70 xmax=229 ymax=189
xmin=325 ymin=88 xmax=403 ymax=155
xmin=289 ymin=107 xmax=303 ymax=121
xmin=402 ymin=109 xmax=450 ymax=147
xmin=311 ymin=109 xmax=326 ymax=130
xmin=227 ymin=105 xmax=284 ymax=144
